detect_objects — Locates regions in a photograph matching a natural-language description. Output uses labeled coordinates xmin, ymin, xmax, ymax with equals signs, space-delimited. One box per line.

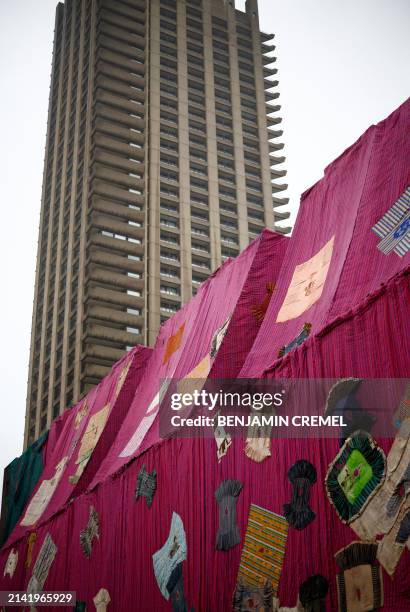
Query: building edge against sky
xmin=25 ymin=0 xmax=289 ymax=448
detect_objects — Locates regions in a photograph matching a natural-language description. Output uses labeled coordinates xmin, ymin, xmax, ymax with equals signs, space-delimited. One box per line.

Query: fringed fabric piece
xmin=278 ymin=323 xmax=312 ymax=358
xmin=214 ymin=413 xmax=232 ymax=462
xmin=166 ymin=562 xmax=191 ymax=612
xmin=135 ymin=464 xmax=157 ymax=508
xmin=237 ymin=504 xmax=288 ymax=596
xmin=215 ymin=479 xmax=243 ymax=550
xmin=27 ymin=533 xmax=57 ymax=596
xmin=350 ymin=418 xmax=410 ymax=540
xmin=251 ymin=282 xmax=276 ymax=323
xmin=325 ymin=431 xmax=386 ymax=524
xmin=233 ymin=581 xmax=274 ymax=611
xmin=299 ymin=574 xmax=329 ymax=612
xmin=80 ymin=506 xmax=100 ymax=558
xmin=153 ymin=512 xmax=187 ymax=600
xmin=377 ymin=498 xmax=410 ymax=576
xmin=283 ymin=460 xmax=317 ymax=530
xmin=335 ymin=541 xmax=383 ymax=611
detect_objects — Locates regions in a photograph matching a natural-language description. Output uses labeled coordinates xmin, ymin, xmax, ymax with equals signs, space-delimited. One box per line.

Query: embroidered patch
xmin=215 ymin=479 xmax=243 ymax=550
xmin=350 ymin=418 xmax=410 ymax=540
xmin=21 ymin=457 xmax=68 ymax=526
xmin=176 ymin=355 xmax=211 ymax=400
xmin=135 ymin=465 xmax=157 ymax=508
xmin=69 ymin=404 xmax=110 ymax=484
xmin=27 ymin=533 xmax=57 ymax=596
xmin=372 ymin=186 xmax=410 ymax=257
xmin=213 ymin=412 xmax=232 ymax=462
xmin=3 ymin=549 xmax=18 ymax=578
xmin=80 ymin=506 xmax=100 ymax=558
xmin=251 ymin=283 xmax=275 ymax=323
xmin=277 ymin=323 xmax=312 ymax=358
xmin=276 ymin=236 xmax=334 ymax=322
xmin=93 ymin=588 xmax=111 ymax=612
xmin=237 ymin=504 xmax=288 ymax=595
xmin=25 ymin=532 xmax=37 ymax=568
xmin=283 ymin=460 xmax=317 ymax=530
xmin=153 ymin=512 xmax=187 ymax=600
xmin=335 ymin=542 xmax=383 ymax=612
xmin=163 ymin=323 xmax=185 ymax=365
xmin=233 ymin=581 xmax=273 ymax=611
xmin=325 ymin=431 xmax=386 ymax=524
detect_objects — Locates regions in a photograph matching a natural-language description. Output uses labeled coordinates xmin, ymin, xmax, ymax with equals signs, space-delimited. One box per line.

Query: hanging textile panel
xmin=237 ymin=504 xmax=288 ymax=595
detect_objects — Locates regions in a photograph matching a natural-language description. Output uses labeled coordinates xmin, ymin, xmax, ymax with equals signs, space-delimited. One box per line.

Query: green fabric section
xmin=337 ymin=449 xmax=373 ymax=504
xmin=0 ymin=431 xmax=48 ymax=545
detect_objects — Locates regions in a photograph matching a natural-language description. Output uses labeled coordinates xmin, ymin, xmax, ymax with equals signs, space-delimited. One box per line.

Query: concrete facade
xmin=25 ymin=0 xmax=289 ymax=447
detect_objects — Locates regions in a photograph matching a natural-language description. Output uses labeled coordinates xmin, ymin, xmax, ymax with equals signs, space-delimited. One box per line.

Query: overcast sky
xmin=0 ymin=0 xmax=408 ymax=493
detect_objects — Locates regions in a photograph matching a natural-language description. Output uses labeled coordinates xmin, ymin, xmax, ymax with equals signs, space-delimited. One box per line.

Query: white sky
xmin=0 ymin=0 xmax=408 ymax=494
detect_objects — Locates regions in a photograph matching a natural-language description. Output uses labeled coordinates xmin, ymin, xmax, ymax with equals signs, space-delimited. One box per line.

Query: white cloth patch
xmin=21 ymin=458 xmax=68 ymax=526
xmin=153 ymin=512 xmax=187 ymax=600
xmin=27 ymin=533 xmax=57 ymax=595
xmin=3 ymin=549 xmax=18 ymax=578
xmin=93 ymin=588 xmax=111 ymax=612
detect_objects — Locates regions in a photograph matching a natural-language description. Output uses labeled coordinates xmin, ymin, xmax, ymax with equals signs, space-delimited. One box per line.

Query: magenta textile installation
xmin=0 ymin=101 xmax=409 ymax=611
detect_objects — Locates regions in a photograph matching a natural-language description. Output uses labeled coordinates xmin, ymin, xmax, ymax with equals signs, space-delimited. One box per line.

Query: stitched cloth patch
xmin=213 ymin=412 xmax=232 ymax=462
xmin=21 ymin=457 xmax=68 ymax=526
xmin=335 ymin=542 xmax=383 ymax=612
xmin=237 ymin=504 xmax=288 ymax=596
xmin=135 ymin=465 xmax=157 ymax=508
xmin=3 ymin=549 xmax=18 ymax=578
xmin=299 ymin=574 xmax=329 ymax=611
xmin=153 ymin=512 xmax=187 ymax=600
xmin=215 ymin=479 xmax=243 ymax=550
xmin=245 ymin=406 xmax=273 ymax=463
xmin=80 ymin=506 xmax=100 ymax=558
xmin=74 ymin=603 xmax=86 ymax=612
xmin=74 ymin=400 xmax=89 ymax=429
xmin=325 ymin=431 xmax=386 ymax=524
xmin=377 ymin=496 xmax=410 ymax=576
xmin=283 ymin=460 xmax=317 ymax=530
xmin=163 ymin=323 xmax=185 ymax=365
xmin=25 ymin=532 xmax=37 ymax=568
xmin=166 ymin=561 xmax=192 ymax=612
xmin=233 ymin=581 xmax=273 ymax=611
xmin=372 ymin=186 xmax=410 ymax=257
xmin=351 ymin=418 xmax=410 ymax=540
xmin=251 ymin=283 xmax=275 ymax=323
xmin=69 ymin=404 xmax=110 ymax=484
xmin=210 ymin=315 xmax=231 ymax=359
xmin=27 ymin=533 xmax=57 ymax=595
xmin=277 ymin=323 xmax=312 ymax=358
xmin=93 ymin=588 xmax=111 ymax=612
xmin=276 ymin=236 xmax=334 ymax=322
xmin=114 ymin=357 xmax=132 ymax=400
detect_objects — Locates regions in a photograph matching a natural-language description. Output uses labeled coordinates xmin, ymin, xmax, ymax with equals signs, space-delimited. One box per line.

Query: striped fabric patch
xmin=372 ymin=187 xmax=410 ymax=257
xmin=237 ymin=504 xmax=288 ymax=595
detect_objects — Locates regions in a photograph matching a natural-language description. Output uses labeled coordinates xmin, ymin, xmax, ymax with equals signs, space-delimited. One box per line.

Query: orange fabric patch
xmin=163 ymin=323 xmax=185 ymax=365
xmin=251 ymin=282 xmax=276 ymax=322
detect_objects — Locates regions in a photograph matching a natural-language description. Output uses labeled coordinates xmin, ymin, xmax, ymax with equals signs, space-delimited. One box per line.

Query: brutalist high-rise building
xmin=25 ymin=0 xmax=289 ymax=446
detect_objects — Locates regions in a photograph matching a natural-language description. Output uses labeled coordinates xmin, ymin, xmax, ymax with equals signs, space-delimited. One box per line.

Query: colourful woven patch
xmin=163 ymin=323 xmax=185 ymax=365
xmin=326 ymin=432 xmax=386 ymax=524
xmin=237 ymin=504 xmax=288 ymax=595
